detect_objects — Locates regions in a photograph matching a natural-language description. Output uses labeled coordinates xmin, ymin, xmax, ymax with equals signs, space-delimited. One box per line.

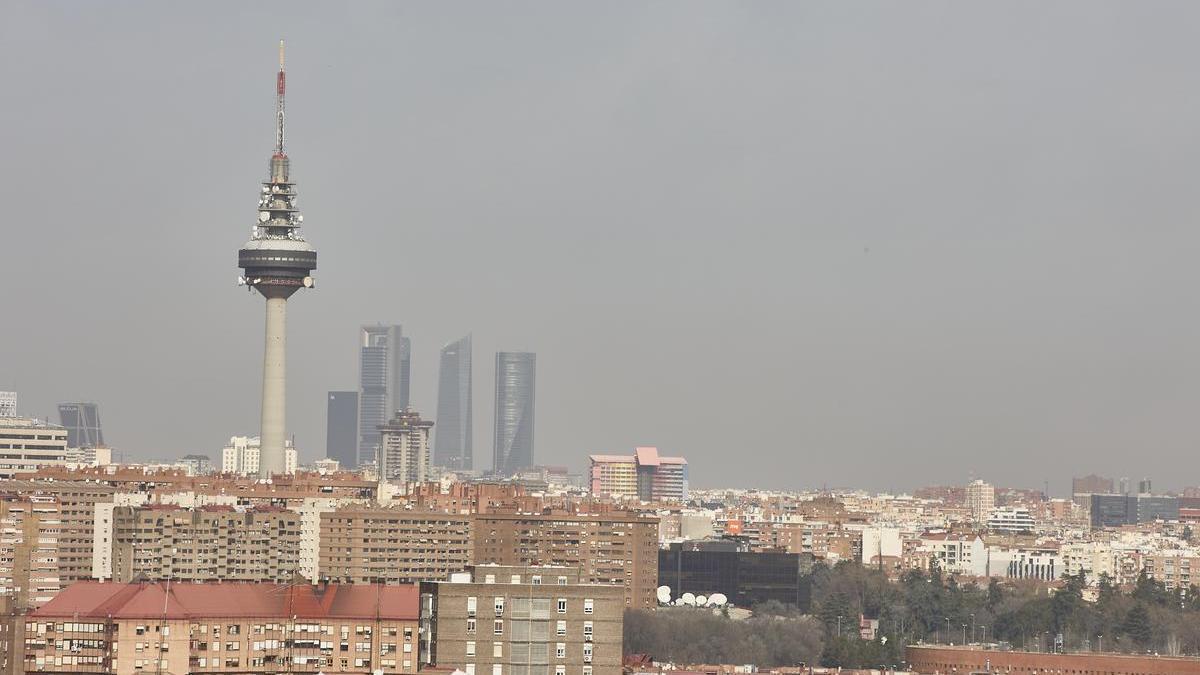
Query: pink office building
xmin=589 ymin=446 xmax=688 ymax=502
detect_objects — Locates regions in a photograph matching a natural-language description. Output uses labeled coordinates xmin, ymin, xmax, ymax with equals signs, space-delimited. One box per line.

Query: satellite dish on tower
xmin=681 ymin=592 xmax=696 ymax=606
xmin=656 ymin=586 xmax=671 ymax=604
xmin=696 ymin=595 xmax=707 ymax=606
xmin=710 ymin=593 xmax=728 ymax=607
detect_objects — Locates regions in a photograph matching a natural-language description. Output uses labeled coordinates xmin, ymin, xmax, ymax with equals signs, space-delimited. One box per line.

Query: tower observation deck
xmin=238 ymin=41 xmax=316 ymax=478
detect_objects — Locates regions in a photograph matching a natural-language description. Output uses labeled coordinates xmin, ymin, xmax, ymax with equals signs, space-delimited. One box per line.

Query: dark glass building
xmin=326 ymin=391 xmax=359 ymax=468
xmin=434 ymin=334 xmax=472 ymax=470
xmin=57 ymin=402 xmax=104 ymax=448
xmin=1090 ymin=493 xmax=1180 ymax=528
xmin=493 ymin=351 xmax=535 ymax=475
xmin=658 ymin=539 xmax=810 ymax=609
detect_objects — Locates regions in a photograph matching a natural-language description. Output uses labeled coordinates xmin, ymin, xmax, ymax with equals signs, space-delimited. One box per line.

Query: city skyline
xmin=7 ymin=3 xmax=1200 ymax=490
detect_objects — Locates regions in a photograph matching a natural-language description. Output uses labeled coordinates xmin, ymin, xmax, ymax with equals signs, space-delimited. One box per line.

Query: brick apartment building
xmin=110 ymin=505 xmax=301 ymax=583
xmin=22 ymin=581 xmax=420 ymax=675
xmin=907 ymin=645 xmax=1200 ymax=675
xmin=0 ymin=481 xmax=116 ymax=587
xmin=423 ymin=565 xmax=624 ymax=675
xmin=473 ymin=511 xmax=659 ymax=608
xmin=0 ymin=495 xmax=62 ymax=609
xmin=318 ymin=507 xmax=474 ymax=583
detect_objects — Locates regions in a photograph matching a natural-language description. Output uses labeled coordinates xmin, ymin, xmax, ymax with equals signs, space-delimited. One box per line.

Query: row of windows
xmin=463 ymin=663 xmax=593 ymax=675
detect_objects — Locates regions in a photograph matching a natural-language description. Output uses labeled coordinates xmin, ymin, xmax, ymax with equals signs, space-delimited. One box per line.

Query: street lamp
xmin=945 ymin=618 xmax=951 ymax=644
xmin=838 ymin=615 xmax=843 ymax=637
xmin=962 ymin=624 xmax=967 ymax=646
xmin=970 ymin=613 xmax=975 ymax=644
xmin=1097 ymin=635 xmax=1103 ymax=653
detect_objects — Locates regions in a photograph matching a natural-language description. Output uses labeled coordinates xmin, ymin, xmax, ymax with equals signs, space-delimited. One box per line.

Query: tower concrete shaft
xmin=238 ymin=41 xmax=316 ymax=479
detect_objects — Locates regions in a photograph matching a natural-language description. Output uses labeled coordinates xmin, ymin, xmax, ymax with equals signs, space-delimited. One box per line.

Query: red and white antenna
xmin=275 ymin=39 xmax=286 ymax=157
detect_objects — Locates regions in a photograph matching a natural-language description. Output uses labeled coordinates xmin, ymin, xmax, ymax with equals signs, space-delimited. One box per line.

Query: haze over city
xmin=5 ymin=1 xmax=1200 ymax=491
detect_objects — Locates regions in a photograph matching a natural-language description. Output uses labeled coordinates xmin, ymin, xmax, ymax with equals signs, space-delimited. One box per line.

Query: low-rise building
xmin=221 ymin=435 xmax=298 ymax=476
xmin=423 ymin=565 xmax=624 ymax=675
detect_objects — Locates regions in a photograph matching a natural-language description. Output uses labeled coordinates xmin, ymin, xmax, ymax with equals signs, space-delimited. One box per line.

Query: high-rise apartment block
xmin=26 ymin=581 xmax=421 ymax=675
xmin=588 ymin=447 xmax=689 ymax=502
xmin=0 ymin=392 xmax=15 ymax=418
xmin=378 ymin=408 xmax=434 ymax=484
xmin=110 ymin=504 xmax=302 ymax=583
xmin=221 ymin=435 xmax=297 ymax=476
xmin=319 ymin=507 xmax=474 ymax=583
xmin=359 ymin=325 xmax=412 ymax=467
xmin=966 ymin=479 xmax=995 ymax=523
xmin=56 ymin=402 xmax=104 ymax=449
xmin=0 ymin=495 xmax=61 ymax=609
xmin=435 ymin=334 xmax=473 ymax=470
xmin=0 ymin=417 xmax=68 ymax=479
xmin=473 ymin=511 xmax=659 ymax=608
xmin=422 ymin=565 xmax=624 ymax=675
xmin=494 ymin=352 xmax=535 ymax=476
xmin=327 ymin=390 xmax=359 ymax=468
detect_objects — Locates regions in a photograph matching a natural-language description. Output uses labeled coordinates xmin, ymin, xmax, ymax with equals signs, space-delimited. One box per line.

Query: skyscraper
xmin=377 ymin=407 xmax=434 ymax=484
xmin=57 ymin=402 xmax=104 ymax=448
xmin=237 ymin=42 xmax=317 ymax=478
xmin=493 ymin=351 xmax=535 ymax=476
xmin=357 ymin=325 xmax=410 ymax=466
xmin=434 ymin=334 xmax=472 ymax=470
xmin=325 ymin=391 xmax=358 ymax=469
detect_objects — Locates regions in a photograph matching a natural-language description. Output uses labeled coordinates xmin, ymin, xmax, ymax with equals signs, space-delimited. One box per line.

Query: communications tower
xmin=238 ymin=41 xmax=317 ymax=478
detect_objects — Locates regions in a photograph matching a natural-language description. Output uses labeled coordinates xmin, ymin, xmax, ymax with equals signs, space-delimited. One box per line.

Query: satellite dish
xmin=710 ymin=593 xmax=727 ymax=607
xmin=237 ymin=276 xmax=247 ymax=286
xmin=695 ymin=595 xmax=707 ymax=606
xmin=302 ymin=276 xmax=314 ymax=288
xmin=259 ymin=211 xmax=270 ymax=222
xmin=655 ymin=586 xmax=671 ymax=604
xmin=681 ymin=592 xmax=696 ymax=606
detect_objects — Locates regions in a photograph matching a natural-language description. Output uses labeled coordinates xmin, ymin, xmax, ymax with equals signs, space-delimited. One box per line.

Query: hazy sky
xmin=3 ymin=2 xmax=1200 ymax=493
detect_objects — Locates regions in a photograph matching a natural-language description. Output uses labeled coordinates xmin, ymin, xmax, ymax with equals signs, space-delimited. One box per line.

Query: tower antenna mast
xmin=276 ymin=39 xmax=286 ymax=156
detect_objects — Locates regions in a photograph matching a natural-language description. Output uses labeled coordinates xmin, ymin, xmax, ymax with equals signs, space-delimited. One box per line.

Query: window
xmin=493 ymin=643 xmax=503 ymax=658
xmin=495 ymin=597 xmax=505 ymax=616
xmin=466 ymin=665 xmax=476 ymax=675
xmin=556 ymin=621 xmax=566 ymax=637
xmin=583 ymin=621 xmax=593 ymax=641
xmin=532 ymin=575 xmax=542 ymax=585
xmin=557 ymin=576 xmax=568 ymax=586
xmin=556 ymin=643 xmax=565 ymax=659
xmin=556 ymin=599 xmax=566 ymax=614
xmin=583 ymin=599 xmax=593 ymax=614
xmin=467 ymin=597 xmax=477 ymax=617
xmin=556 ymin=667 xmax=565 ymax=675
xmin=485 ymin=574 xmax=496 ymax=584
xmin=467 ymin=619 xmax=476 ymax=635
xmin=583 ymin=666 xmax=593 ymax=675
xmin=466 ymin=642 xmax=476 ymax=657
xmin=493 ymin=665 xmax=503 ymax=675
xmin=583 ymin=644 xmax=593 ymax=663
xmin=511 ymin=575 xmax=522 ymax=584
xmin=494 ymin=620 xmax=503 ymax=635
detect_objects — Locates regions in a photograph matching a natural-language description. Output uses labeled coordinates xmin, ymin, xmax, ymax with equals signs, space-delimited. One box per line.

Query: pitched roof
xmin=32 ymin=581 xmax=419 ymax=621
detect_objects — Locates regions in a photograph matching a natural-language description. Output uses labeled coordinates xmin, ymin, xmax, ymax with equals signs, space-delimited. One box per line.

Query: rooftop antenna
xmin=276 ymin=39 xmax=286 ymax=157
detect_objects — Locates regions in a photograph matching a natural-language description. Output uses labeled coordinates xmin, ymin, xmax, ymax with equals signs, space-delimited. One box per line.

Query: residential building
xmin=589 ymin=447 xmax=688 ymax=502
xmin=319 ymin=507 xmax=473 ymax=583
xmin=177 ymin=454 xmax=214 ymax=475
xmin=56 ymin=402 xmax=104 ymax=449
xmin=0 ymin=494 xmax=61 ymax=609
xmin=0 ymin=392 xmax=15 ymax=418
xmin=0 ymin=481 xmax=117 ymax=586
xmin=493 ymin=352 xmax=535 ymax=476
xmin=1072 ymin=474 xmax=1113 ymax=499
xmin=987 ymin=507 xmax=1035 ymax=534
xmin=422 ymin=565 xmax=624 ymax=675
xmin=378 ymin=408 xmax=434 ymax=484
xmin=966 ymin=479 xmax=995 ymax=524
xmin=359 ymin=325 xmax=411 ymax=467
xmin=435 ymin=334 xmax=473 ymax=470
xmin=110 ymin=504 xmax=301 ymax=583
xmin=474 ymin=511 xmax=659 ymax=608
xmin=327 ymin=390 xmax=359 ymax=469
xmin=26 ymin=581 xmax=421 ymax=675
xmin=0 ymin=417 xmax=69 ymax=478
xmin=220 ymin=435 xmax=297 ymax=476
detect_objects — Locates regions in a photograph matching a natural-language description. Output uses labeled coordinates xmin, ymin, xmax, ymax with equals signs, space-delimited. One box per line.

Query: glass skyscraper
xmin=357 ymin=325 xmax=410 ymax=467
xmin=434 ymin=334 xmax=472 ymax=470
xmin=57 ymin=402 xmax=104 ymax=448
xmin=325 ymin=391 xmax=358 ymax=469
xmin=493 ymin=351 xmax=535 ymax=476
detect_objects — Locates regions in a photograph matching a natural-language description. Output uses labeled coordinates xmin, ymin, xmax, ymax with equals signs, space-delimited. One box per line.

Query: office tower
xmin=1138 ymin=478 xmax=1153 ymax=495
xmin=0 ymin=392 xmax=14 ymax=417
xmin=1118 ymin=477 xmax=1131 ymax=495
xmin=434 ymin=334 xmax=472 ymax=470
xmin=358 ymin=325 xmax=411 ymax=466
xmin=0 ymin=417 xmax=68 ymax=479
xmin=326 ymin=390 xmax=359 ymax=468
xmin=589 ymin=447 xmax=689 ymax=502
xmin=493 ymin=352 xmax=535 ymax=476
xmin=56 ymin=402 xmax=103 ymax=448
xmin=237 ymin=42 xmax=317 ymax=478
xmin=378 ymin=408 xmax=434 ymax=484
xmin=966 ymin=479 xmax=996 ymax=523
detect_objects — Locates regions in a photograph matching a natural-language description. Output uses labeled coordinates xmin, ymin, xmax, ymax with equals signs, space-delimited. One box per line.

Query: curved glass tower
xmin=493 ymin=351 xmax=535 ymax=476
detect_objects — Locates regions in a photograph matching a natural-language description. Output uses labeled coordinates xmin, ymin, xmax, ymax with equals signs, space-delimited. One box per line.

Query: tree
xmin=986 ymin=579 xmax=1004 ymax=613
xmin=1122 ymin=603 xmax=1153 ymax=648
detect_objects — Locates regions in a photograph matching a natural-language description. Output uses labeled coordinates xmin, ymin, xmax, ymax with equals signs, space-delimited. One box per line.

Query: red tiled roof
xmin=32 ymin=582 xmax=419 ymax=621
